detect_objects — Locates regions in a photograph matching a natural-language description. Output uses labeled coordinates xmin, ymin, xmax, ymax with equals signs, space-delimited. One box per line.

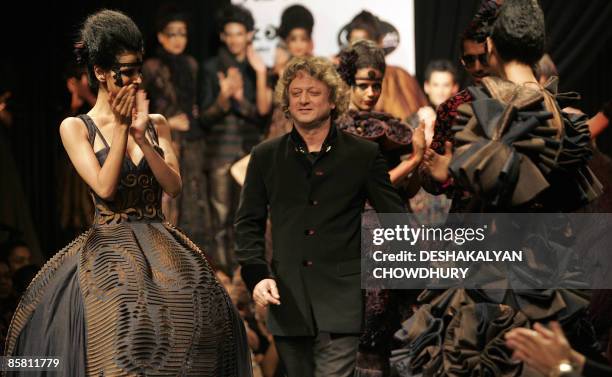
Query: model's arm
xmin=248 ymin=45 xmax=273 ymax=116
xmin=131 ymin=91 xmax=182 ymax=198
xmin=199 ymin=63 xmax=232 ymax=125
xmin=388 ymin=126 xmax=425 ymax=183
xmin=60 ymin=85 xmax=134 ymax=200
xmin=587 ymin=112 xmax=609 ymax=139
xmin=419 ymin=96 xmax=458 ymax=195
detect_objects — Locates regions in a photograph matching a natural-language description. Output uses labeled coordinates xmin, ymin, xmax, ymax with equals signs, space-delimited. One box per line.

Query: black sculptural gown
xmin=4 ymin=114 xmax=251 ymax=377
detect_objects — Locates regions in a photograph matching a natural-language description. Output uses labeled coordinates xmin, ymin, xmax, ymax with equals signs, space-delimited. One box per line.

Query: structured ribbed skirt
xmin=5 ymin=222 xmax=251 ymax=377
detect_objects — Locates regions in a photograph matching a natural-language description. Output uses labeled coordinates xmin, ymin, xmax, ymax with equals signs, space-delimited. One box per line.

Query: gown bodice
xmin=78 ymin=114 xmax=166 ymax=225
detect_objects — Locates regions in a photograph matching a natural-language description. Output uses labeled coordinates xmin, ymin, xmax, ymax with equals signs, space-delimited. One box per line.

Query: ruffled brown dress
xmin=4 ymin=115 xmax=251 ymax=377
xmin=391 ymin=77 xmax=604 ymax=377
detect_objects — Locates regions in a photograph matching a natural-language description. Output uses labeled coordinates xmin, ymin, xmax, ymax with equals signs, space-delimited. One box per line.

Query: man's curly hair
xmin=274 ymin=56 xmax=349 ymax=121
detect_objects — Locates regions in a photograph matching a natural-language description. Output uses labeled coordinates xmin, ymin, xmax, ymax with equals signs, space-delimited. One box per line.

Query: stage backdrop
xmin=232 ymin=0 xmax=416 ymax=74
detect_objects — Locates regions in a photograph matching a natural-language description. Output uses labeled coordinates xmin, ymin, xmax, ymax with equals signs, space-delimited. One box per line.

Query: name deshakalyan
xmin=373 ymin=250 xmax=524 ymax=262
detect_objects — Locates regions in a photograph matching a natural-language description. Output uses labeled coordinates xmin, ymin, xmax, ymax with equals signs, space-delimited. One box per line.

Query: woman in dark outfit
xmin=396 ymin=1 xmax=603 ymax=376
xmin=5 ymin=10 xmax=251 ymax=377
xmin=336 ymin=40 xmax=425 ymax=376
xmin=141 ymin=7 xmax=214 ymax=252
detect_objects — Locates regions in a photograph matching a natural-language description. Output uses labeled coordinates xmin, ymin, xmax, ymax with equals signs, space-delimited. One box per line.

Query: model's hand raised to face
xmin=130 ymin=90 xmax=149 ymax=144
xmin=109 ymin=84 xmax=136 ymax=127
xmin=246 ymin=44 xmax=267 ymax=75
xmin=252 ymin=278 xmax=281 ymax=307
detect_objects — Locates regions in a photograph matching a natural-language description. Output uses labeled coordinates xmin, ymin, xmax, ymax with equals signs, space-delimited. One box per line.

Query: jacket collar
xmin=289 ymin=121 xmax=338 ymax=155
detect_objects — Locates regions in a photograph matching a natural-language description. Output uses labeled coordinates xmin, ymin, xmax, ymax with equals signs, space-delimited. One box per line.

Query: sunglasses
xmin=461 ymin=43 xmax=489 ymax=68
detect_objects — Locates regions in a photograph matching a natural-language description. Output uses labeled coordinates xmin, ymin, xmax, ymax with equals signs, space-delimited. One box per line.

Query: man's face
xmin=288 ymin=70 xmax=335 ymax=128
xmin=8 ymin=245 xmax=31 ymax=272
xmin=221 ymin=22 xmax=251 ymax=56
xmin=158 ymin=21 xmax=188 ymax=56
xmin=461 ymin=40 xmax=490 ymax=84
xmin=0 ymin=262 xmax=12 ymax=298
xmin=424 ymin=71 xmax=459 ymax=108
xmin=286 ymin=28 xmax=313 ymax=58
xmin=349 ymin=29 xmax=371 ymax=44
xmin=350 ymin=67 xmax=383 ymax=111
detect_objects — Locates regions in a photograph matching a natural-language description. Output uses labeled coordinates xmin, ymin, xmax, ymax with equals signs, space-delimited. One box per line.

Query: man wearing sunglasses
xmin=460 ymin=38 xmax=490 ymax=85
xmin=458 ymin=2 xmax=497 ymax=86
xmin=418 ymin=0 xmax=502 ymax=212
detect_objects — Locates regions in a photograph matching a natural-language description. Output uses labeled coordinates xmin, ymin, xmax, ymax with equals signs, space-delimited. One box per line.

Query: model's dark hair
xmin=347 ymin=11 xmax=382 ymax=43
xmin=337 ymin=40 xmax=386 ymax=86
xmin=277 ymin=5 xmax=314 ymax=40
xmin=216 ymin=4 xmax=255 ymax=32
xmin=74 ymin=9 xmax=144 ymax=91
xmin=460 ymin=0 xmax=503 ymax=52
xmin=155 ymin=4 xmax=190 ymax=33
xmin=491 ymin=0 xmax=545 ymax=65
xmin=424 ymin=60 xmax=458 ymax=83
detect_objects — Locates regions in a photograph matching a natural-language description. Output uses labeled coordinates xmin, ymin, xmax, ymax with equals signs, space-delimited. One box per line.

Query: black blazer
xmin=235 ymin=125 xmax=405 ymax=336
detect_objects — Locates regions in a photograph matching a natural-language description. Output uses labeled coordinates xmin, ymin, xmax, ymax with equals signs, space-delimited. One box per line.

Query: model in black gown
xmin=4 ymin=10 xmax=251 ymax=377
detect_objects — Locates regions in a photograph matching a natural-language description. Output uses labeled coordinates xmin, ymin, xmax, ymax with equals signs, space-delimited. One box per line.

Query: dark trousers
xmin=274 ymin=333 xmax=359 ymax=377
xmin=207 ymin=162 xmax=240 ymax=268
xmin=177 ymin=139 xmax=214 ymax=252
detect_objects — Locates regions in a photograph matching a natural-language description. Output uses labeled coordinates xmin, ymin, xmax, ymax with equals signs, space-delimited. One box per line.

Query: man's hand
xmin=227 ymin=67 xmax=244 ymax=102
xmin=218 ymin=71 xmax=234 ymax=101
xmin=423 ymin=141 xmax=453 ymax=183
xmin=247 ymin=44 xmax=267 ymax=75
xmin=417 ymin=106 xmax=436 ymax=130
xmin=252 ymin=278 xmax=281 ymax=307
xmin=411 ymin=124 xmax=426 ymax=162
xmin=167 ymin=113 xmax=190 ymax=131
xmin=505 ymin=322 xmax=585 ymax=376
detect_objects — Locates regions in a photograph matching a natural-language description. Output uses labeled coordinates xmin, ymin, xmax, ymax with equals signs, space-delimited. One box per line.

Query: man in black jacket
xmin=235 ymin=56 xmax=405 ymax=376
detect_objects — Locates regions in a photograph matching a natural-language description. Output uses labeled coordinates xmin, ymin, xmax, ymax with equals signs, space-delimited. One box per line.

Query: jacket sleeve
xmin=234 ymin=146 xmax=272 ymax=292
xmin=583 ymin=358 xmax=612 ymax=377
xmin=419 ymin=90 xmax=474 ymax=196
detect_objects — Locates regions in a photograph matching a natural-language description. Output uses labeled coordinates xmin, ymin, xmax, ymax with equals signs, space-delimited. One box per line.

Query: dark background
xmin=1 ymin=0 xmax=611 ymax=256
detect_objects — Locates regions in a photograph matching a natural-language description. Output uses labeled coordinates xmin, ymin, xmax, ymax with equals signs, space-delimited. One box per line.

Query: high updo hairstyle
xmin=491 ymin=0 xmax=545 ymax=65
xmin=155 ymin=4 xmax=190 ymax=34
xmin=215 ymin=4 xmax=255 ymax=33
xmin=460 ymin=0 xmax=504 ymax=50
xmin=277 ymin=5 xmax=314 ymax=40
xmin=74 ymin=9 xmax=144 ymax=91
xmin=347 ymin=11 xmax=382 ymax=43
xmin=337 ymin=39 xmax=386 ymax=87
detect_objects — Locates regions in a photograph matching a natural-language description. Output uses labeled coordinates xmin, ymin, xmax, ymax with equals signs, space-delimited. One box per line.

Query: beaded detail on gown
xmin=4 ymin=114 xmax=251 ymax=377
